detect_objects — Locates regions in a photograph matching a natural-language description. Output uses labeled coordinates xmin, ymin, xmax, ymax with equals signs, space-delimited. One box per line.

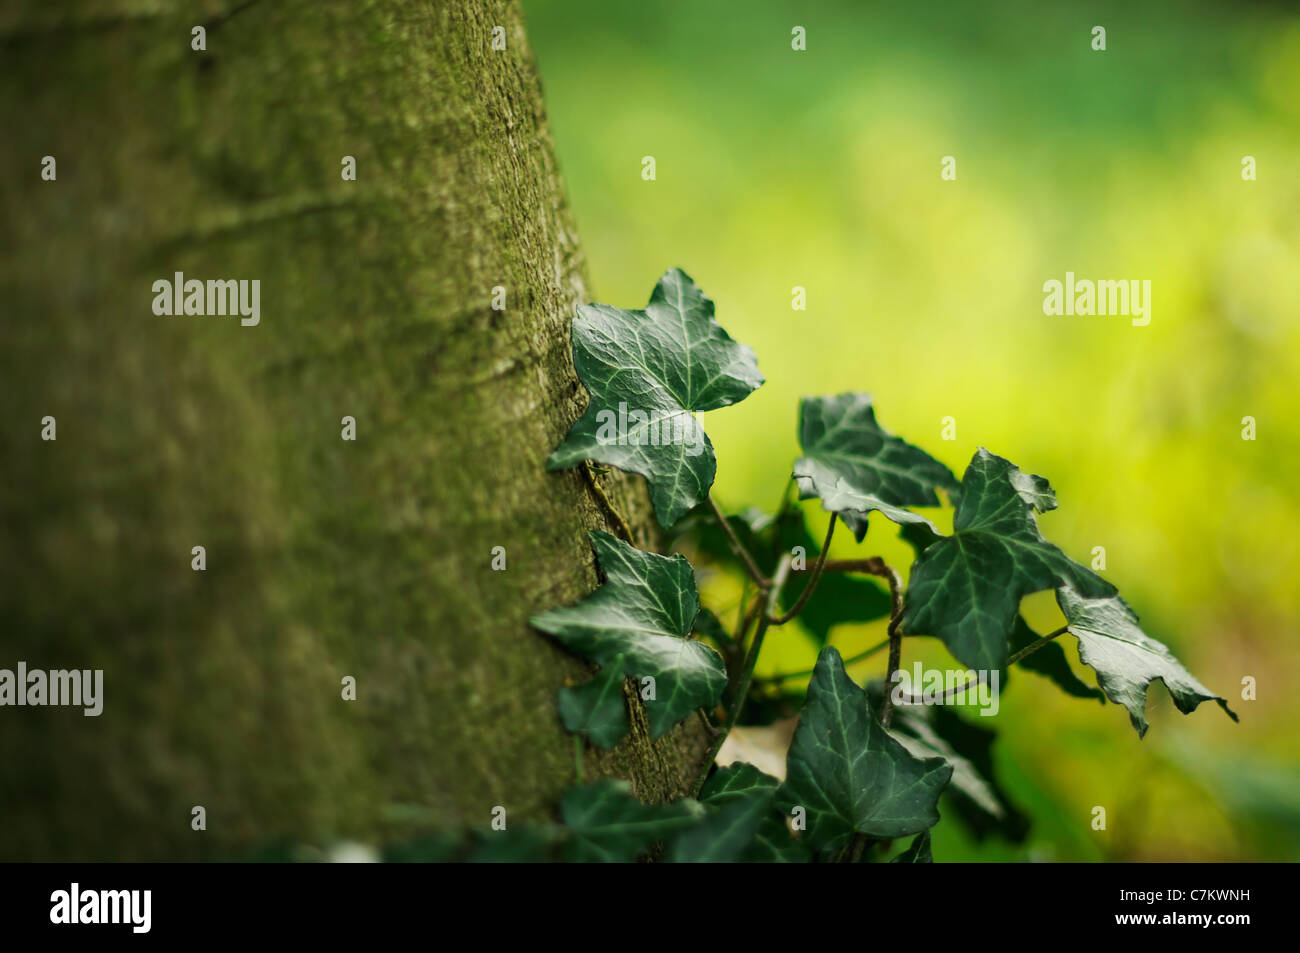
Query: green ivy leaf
xmin=701 ymin=761 xmax=781 ymax=805
xmin=667 ymin=791 xmax=769 ymax=863
xmin=889 ymin=831 xmax=933 ymax=863
xmin=792 ymin=393 xmax=958 ymax=541
xmin=1056 ymin=586 xmax=1238 ymax=738
xmin=1009 ymin=615 xmax=1104 ymax=701
xmin=557 ymin=657 xmax=629 ymax=749
xmin=697 ymin=763 xmax=811 ymax=862
xmin=561 ymin=780 xmax=706 ymax=862
xmin=546 ymin=268 xmax=764 ymax=526
xmin=530 ymin=531 xmax=727 ymax=739
xmin=901 ymin=449 xmax=1116 ymax=671
xmin=898 ymin=519 xmax=945 ymax=557
xmin=889 ymin=709 xmax=1007 ymax=828
xmin=887 ymin=702 xmax=1029 ymax=843
xmin=774 ymin=647 xmax=952 ymax=851
xmin=930 ymin=706 xmax=1032 ymax=843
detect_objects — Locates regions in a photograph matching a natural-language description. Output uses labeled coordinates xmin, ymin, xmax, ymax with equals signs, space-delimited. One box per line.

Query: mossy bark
xmin=0 ymin=0 xmax=707 ymax=861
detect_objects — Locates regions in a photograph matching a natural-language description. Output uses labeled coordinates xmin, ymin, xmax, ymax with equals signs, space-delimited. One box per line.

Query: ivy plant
xmin=523 ymin=267 xmax=1236 ymax=863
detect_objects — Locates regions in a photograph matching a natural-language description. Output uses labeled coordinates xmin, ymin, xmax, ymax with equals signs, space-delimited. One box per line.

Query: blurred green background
xmin=525 ymin=0 xmax=1300 ymax=860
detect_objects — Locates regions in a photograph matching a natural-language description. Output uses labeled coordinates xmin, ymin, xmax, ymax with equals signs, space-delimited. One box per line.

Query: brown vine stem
xmin=582 ymin=462 xmax=634 ymax=542
xmin=879 ymin=616 xmax=905 ymax=729
xmin=813 ymin=558 xmax=896 ymax=575
xmin=691 ymin=554 xmax=792 ymax=798
xmin=1007 ymin=625 xmax=1070 ymax=666
xmin=769 ymin=513 xmax=835 ymax=625
xmin=724 ymin=592 xmax=764 ymax=677
xmin=848 ymin=834 xmax=870 ymax=863
xmin=735 ymin=593 xmax=764 ymax=649
xmin=870 ymin=560 xmax=906 ymax=730
xmin=708 ymin=495 xmax=770 ymax=590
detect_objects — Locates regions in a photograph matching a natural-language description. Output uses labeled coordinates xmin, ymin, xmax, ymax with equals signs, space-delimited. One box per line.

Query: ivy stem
xmin=872 ymin=560 xmax=906 ymax=729
xmin=770 ymin=513 xmax=836 ymax=625
xmin=1007 ymin=626 xmax=1070 ymax=666
xmin=582 ymin=463 xmax=634 ymax=542
xmin=894 ymin=625 xmax=1073 ymax=705
xmin=734 ymin=593 xmax=764 ymax=663
xmin=847 ymin=833 xmax=870 ymax=863
xmin=692 ymin=554 xmax=792 ymax=797
xmin=815 ymin=558 xmax=896 ymax=574
xmin=755 ymin=637 xmax=891 ymax=685
xmin=879 ymin=617 xmax=904 ymax=729
xmin=708 ymin=495 xmax=771 ymax=590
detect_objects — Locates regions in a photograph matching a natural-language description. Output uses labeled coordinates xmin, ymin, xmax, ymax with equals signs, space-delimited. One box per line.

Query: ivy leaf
xmin=561 ymin=780 xmax=706 ymax=862
xmin=700 ymin=761 xmax=781 ymax=805
xmin=887 ymin=702 xmax=1030 ymax=843
xmin=889 ymin=832 xmax=933 ymax=863
xmin=889 ymin=709 xmax=1008 ymax=829
xmin=557 ymin=658 xmax=629 ymax=749
xmin=774 ymin=647 xmax=952 ymax=852
xmin=792 ymin=393 xmax=958 ymax=541
xmin=899 ymin=519 xmax=945 ymax=557
xmin=697 ymin=762 xmax=810 ymax=862
xmin=667 ymin=792 xmax=769 ymax=863
xmin=531 ymin=531 xmax=726 ymax=739
xmin=1056 ymin=586 xmax=1238 ymax=738
xmin=901 ymin=449 xmax=1116 ymax=671
xmin=1009 ymin=615 xmax=1103 ymax=701
xmin=929 ymin=706 xmax=1031 ymax=843
xmin=546 ymin=268 xmax=764 ymax=526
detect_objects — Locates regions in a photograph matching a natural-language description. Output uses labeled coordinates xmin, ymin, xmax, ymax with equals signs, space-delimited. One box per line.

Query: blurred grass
xmin=525 ymin=0 xmax=1300 ymax=859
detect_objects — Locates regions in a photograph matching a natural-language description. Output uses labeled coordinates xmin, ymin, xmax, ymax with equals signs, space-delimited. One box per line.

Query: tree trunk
xmin=0 ymin=0 xmax=706 ymax=861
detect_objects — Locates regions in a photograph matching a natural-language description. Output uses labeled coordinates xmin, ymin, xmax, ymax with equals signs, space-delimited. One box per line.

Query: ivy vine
xmin=522 ymin=268 xmax=1236 ymax=863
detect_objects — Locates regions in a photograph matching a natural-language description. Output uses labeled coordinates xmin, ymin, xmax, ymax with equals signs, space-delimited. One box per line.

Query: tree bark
xmin=0 ymin=0 xmax=707 ymax=860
